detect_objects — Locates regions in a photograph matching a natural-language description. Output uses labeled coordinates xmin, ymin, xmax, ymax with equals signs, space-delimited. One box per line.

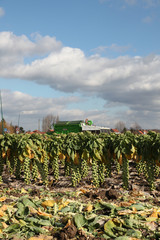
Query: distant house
xmin=111 ymin=128 xmax=120 ymax=134
xmin=26 ymin=130 xmax=45 ymax=134
xmin=143 ymin=130 xmax=148 ymax=134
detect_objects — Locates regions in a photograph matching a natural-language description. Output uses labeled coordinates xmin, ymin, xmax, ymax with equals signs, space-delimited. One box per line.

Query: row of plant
xmin=0 ymin=131 xmax=160 ymax=190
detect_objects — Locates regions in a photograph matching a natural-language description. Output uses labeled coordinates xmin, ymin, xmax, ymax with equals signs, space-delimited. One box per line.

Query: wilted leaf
xmin=0 ymin=205 xmax=8 ymax=211
xmin=150 ymin=208 xmax=158 ymax=218
xmin=37 ymin=208 xmax=53 ymax=218
xmin=0 ymin=209 xmax=6 ymax=217
xmin=28 ymin=235 xmax=53 ymax=240
xmin=118 ymin=209 xmax=134 ymax=215
xmin=84 ymin=204 xmax=93 ymax=212
xmin=146 ymin=217 xmax=157 ymax=222
xmin=1 ymin=222 xmax=8 ymax=229
xmin=145 ymin=221 xmax=157 ymax=231
xmin=41 ymin=200 xmax=56 ymax=208
xmin=80 ymin=188 xmax=87 ymax=194
xmin=58 ymin=200 xmax=70 ymax=210
xmin=28 ymin=237 xmax=44 ymax=240
xmin=21 ymin=188 xmax=28 ymax=194
xmin=64 ymin=219 xmax=72 ymax=228
xmin=120 ymin=202 xmax=132 ymax=207
xmin=29 ymin=206 xmax=38 ymax=214
xmin=0 ymin=197 xmax=6 ymax=202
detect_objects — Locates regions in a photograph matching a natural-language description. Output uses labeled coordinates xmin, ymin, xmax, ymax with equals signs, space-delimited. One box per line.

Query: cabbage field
xmin=0 ymin=131 xmax=160 ymax=239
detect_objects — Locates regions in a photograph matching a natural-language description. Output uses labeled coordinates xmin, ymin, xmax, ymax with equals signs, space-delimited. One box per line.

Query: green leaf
xmin=26 ymin=217 xmax=39 ymax=224
xmin=38 ymin=219 xmax=52 ymax=226
xmin=129 ymin=203 xmax=145 ymax=211
xmin=67 ymin=148 xmax=71 ymax=156
xmin=104 ymin=219 xmax=116 ymax=237
xmin=22 ymin=198 xmax=37 ymax=208
xmin=16 ymin=202 xmax=25 ymax=218
xmin=126 ymin=229 xmax=142 ymax=238
xmin=115 ymin=237 xmax=131 ymax=240
xmin=60 ymin=206 xmax=71 ymax=213
xmin=4 ymin=223 xmax=20 ymax=233
xmin=28 ymin=225 xmax=46 ymax=234
xmin=99 ymin=201 xmax=116 ymax=210
xmin=74 ymin=214 xmax=86 ymax=228
xmin=101 ymin=233 xmax=111 ymax=239
xmin=85 ymin=213 xmax=97 ymax=220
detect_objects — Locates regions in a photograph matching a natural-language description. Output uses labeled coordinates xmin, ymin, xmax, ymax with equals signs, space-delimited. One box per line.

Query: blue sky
xmin=0 ymin=0 xmax=160 ymax=130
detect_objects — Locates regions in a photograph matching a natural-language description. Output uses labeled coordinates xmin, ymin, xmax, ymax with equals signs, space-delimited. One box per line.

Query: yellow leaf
xmin=28 ymin=206 xmax=38 ymax=214
xmin=28 ymin=237 xmax=44 ymax=240
xmin=1 ymin=222 xmax=8 ymax=229
xmin=0 ymin=210 xmax=5 ymax=217
xmin=58 ymin=200 xmax=70 ymax=210
xmin=80 ymin=188 xmax=87 ymax=194
xmin=41 ymin=200 xmax=56 ymax=208
xmin=84 ymin=204 xmax=93 ymax=212
xmin=0 ymin=205 xmax=8 ymax=211
xmin=48 ymin=179 xmax=54 ymax=187
xmin=19 ymin=154 xmax=24 ymax=162
xmin=0 ymin=196 xmax=6 ymax=202
xmin=28 ymin=236 xmax=53 ymax=240
xmin=64 ymin=219 xmax=72 ymax=228
xmin=132 ymin=207 xmax=137 ymax=213
xmin=118 ymin=209 xmax=134 ymax=215
xmin=146 ymin=217 xmax=157 ymax=222
xmin=37 ymin=208 xmax=53 ymax=218
xmin=59 ymin=152 xmax=66 ymax=160
xmin=120 ymin=202 xmax=132 ymax=207
xmin=150 ymin=208 xmax=158 ymax=218
xmin=21 ymin=188 xmax=28 ymax=194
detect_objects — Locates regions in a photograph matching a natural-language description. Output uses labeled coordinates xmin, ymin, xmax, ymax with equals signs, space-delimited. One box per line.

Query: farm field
xmin=0 ymin=131 xmax=160 ymax=239
xmin=1 ymin=161 xmax=160 ymax=240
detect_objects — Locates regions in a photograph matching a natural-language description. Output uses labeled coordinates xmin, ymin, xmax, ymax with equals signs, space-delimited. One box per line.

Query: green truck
xmin=53 ymin=120 xmax=84 ymax=134
xmin=53 ymin=120 xmax=110 ymax=134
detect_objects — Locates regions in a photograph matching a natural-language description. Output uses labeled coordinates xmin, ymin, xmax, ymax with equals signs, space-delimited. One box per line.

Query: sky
xmin=0 ymin=0 xmax=160 ymax=131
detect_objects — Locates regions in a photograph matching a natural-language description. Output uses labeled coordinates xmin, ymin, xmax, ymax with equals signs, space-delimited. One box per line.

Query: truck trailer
xmin=53 ymin=120 xmax=110 ymax=134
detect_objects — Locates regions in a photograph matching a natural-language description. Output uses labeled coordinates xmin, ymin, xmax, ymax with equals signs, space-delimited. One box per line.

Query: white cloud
xmin=0 ymin=32 xmax=62 ymax=68
xmin=1 ymin=32 xmax=160 ymax=129
xmin=0 ymin=7 xmax=4 ymax=17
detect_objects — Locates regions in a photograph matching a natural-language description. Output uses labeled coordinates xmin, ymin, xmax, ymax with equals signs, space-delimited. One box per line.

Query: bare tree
xmin=42 ymin=114 xmax=59 ymax=132
xmin=130 ymin=121 xmax=142 ymax=131
xmin=115 ymin=121 xmax=126 ymax=133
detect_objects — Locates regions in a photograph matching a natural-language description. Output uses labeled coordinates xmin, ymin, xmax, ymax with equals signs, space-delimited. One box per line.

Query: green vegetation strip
xmin=0 ymin=131 xmax=160 ymax=190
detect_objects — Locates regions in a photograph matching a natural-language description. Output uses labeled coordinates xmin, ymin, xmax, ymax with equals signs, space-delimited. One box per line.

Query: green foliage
xmin=0 ymin=131 xmax=160 ymax=190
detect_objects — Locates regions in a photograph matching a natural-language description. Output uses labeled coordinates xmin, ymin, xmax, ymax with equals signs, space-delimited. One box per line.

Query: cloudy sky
xmin=0 ymin=0 xmax=160 ymax=131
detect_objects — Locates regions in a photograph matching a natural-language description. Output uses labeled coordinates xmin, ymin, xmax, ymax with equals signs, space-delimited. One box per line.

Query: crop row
xmin=0 ymin=131 xmax=160 ymax=190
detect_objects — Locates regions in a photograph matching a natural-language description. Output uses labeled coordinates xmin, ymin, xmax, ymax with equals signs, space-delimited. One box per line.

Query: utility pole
xmin=38 ymin=119 xmax=40 ymax=131
xmin=18 ymin=112 xmax=20 ymax=127
xmin=0 ymin=91 xmax=4 ymax=135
